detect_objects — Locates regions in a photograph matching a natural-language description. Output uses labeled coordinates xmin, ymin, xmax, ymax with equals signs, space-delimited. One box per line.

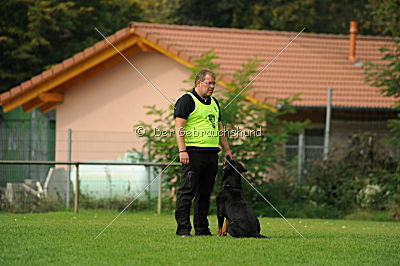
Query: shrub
xmin=303 ymin=134 xmax=399 ymax=214
xmin=133 ymin=50 xmax=306 ymax=194
xmin=2 ymin=195 xmax=65 ymax=213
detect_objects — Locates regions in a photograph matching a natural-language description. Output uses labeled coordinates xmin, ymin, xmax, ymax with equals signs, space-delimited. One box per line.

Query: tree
xmin=133 ymin=50 xmax=306 ymax=195
xmin=364 ymin=0 xmax=400 ymax=149
xmin=365 ymin=44 xmax=400 ymax=107
xmin=173 ymin=0 xmax=255 ymax=28
xmin=172 ymin=0 xmax=395 ymax=35
xmin=133 ymin=0 xmax=180 ymax=24
xmin=0 ymin=0 xmax=144 ymax=93
xmin=366 ymin=0 xmax=400 ymax=37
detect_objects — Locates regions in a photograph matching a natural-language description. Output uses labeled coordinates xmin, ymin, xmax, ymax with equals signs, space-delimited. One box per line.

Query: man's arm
xmin=218 ymin=121 xmax=233 ymax=159
xmin=175 ymin=117 xmax=189 ymax=164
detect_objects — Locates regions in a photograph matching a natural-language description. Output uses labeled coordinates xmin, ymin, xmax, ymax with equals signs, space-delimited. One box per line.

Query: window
xmin=285 ymin=129 xmax=324 ymax=160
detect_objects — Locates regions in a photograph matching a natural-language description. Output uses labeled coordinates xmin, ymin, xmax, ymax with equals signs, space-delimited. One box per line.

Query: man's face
xmin=196 ymin=74 xmax=216 ymax=98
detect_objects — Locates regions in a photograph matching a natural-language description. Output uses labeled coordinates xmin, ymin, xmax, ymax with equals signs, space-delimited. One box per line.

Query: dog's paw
xmin=217 ymin=229 xmax=228 ymax=236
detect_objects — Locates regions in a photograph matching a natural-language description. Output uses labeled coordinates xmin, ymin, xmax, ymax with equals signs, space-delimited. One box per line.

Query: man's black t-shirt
xmin=174 ymin=89 xmax=221 ymax=152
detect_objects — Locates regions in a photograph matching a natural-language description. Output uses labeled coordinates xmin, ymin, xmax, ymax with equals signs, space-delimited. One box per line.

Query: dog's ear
xmin=237 ymin=162 xmax=247 ymax=173
xmin=223 ymin=161 xmax=233 ymax=172
xmin=225 ymin=154 xmax=232 ymax=161
xmin=225 ymin=160 xmax=247 ymax=174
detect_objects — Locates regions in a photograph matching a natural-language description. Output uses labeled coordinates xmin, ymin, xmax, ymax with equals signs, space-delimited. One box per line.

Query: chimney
xmin=348 ymin=21 xmax=357 ymax=63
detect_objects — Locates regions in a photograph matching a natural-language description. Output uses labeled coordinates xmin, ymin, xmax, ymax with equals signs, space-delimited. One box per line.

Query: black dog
xmin=216 ymin=156 xmax=266 ymax=238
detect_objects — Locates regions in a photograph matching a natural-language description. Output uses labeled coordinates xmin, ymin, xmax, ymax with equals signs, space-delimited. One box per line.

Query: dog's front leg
xmin=217 ymin=211 xmax=225 ymax=236
xmin=221 ymin=219 xmax=230 ymax=236
xmin=217 ymin=217 xmax=224 ymax=236
xmin=217 ymin=197 xmax=225 ymax=236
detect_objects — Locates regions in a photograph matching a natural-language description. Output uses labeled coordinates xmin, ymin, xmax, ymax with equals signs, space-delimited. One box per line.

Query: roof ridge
xmin=129 ymin=21 xmax=395 ymax=41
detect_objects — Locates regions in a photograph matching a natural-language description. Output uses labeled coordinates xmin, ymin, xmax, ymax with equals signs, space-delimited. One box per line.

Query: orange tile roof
xmin=0 ymin=22 xmax=396 ymax=112
xmin=130 ymin=22 xmax=396 ymax=109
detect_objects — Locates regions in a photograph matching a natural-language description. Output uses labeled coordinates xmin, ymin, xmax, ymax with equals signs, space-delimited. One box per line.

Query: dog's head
xmin=224 ymin=155 xmax=247 ymax=174
xmin=221 ymin=155 xmax=247 ymax=189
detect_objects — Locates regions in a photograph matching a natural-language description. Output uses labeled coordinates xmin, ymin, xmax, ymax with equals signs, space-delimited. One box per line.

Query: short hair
xmin=195 ymin=69 xmax=216 ymax=86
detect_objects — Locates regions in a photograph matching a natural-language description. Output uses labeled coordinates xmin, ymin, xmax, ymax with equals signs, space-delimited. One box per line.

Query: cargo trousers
xmin=175 ymin=150 xmax=218 ymax=235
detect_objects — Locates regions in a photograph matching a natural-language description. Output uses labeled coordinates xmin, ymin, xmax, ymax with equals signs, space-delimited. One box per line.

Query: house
xmin=0 ymin=22 xmax=397 ymax=164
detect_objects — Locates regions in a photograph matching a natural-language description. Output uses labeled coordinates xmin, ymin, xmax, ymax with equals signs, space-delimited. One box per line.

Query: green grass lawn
xmin=1 ymin=210 xmax=399 ymax=265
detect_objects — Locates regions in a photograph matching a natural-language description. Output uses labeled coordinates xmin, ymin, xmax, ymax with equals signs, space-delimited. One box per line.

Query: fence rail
xmin=0 ymin=160 xmax=182 ymax=166
xmin=0 ymin=160 xmax=186 ymax=214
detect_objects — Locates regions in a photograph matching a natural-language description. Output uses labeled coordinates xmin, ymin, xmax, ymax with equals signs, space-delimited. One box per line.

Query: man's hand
xmin=223 ymin=151 xmax=233 ymax=164
xmin=179 ymin=151 xmax=189 ymax=164
xmin=218 ymin=122 xmax=232 ymax=162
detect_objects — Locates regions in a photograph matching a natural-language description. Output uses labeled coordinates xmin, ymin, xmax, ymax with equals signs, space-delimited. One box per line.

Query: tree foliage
xmin=365 ymin=44 xmax=400 ymax=106
xmin=132 ymin=0 xmax=179 ymax=24
xmin=0 ymin=0 xmax=144 ymax=93
xmin=133 ymin=50 xmax=307 ymax=192
xmin=304 ymin=134 xmax=399 ymax=215
xmin=367 ymin=0 xmax=400 ymax=37
xmin=2 ymin=0 xmax=399 ymax=94
xmin=172 ymin=0 xmax=393 ymax=35
xmin=364 ymin=0 xmax=400 ymax=149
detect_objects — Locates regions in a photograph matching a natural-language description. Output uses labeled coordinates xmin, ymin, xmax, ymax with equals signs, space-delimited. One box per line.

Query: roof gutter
xmin=291 ymin=105 xmax=398 ymax=112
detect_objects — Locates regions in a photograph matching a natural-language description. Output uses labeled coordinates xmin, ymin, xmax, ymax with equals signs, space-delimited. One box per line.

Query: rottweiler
xmin=216 ymin=155 xmax=267 ymax=238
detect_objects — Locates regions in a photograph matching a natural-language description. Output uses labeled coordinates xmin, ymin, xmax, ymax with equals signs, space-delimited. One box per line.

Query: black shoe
xmin=176 ymin=233 xmax=192 ymax=237
xmin=195 ymin=231 xmax=212 ymax=236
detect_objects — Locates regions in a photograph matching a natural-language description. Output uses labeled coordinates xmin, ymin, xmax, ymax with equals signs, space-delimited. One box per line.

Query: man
xmin=174 ymin=69 xmax=232 ymax=237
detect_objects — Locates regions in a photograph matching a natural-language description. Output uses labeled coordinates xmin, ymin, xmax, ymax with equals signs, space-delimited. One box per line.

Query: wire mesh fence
xmin=1 ymin=118 xmax=398 ymax=213
xmin=0 ymin=129 xmax=147 ymax=183
xmin=0 ymin=118 xmax=55 ymax=186
xmin=0 ymin=128 xmax=162 ymax=212
xmin=0 ymin=160 xmax=182 ymax=213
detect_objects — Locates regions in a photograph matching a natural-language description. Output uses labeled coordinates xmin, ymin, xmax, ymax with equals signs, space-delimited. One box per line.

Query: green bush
xmin=133 ymin=49 xmax=306 ymax=196
xmin=2 ymin=195 xmax=65 ymax=213
xmin=303 ymin=134 xmax=399 ymax=214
